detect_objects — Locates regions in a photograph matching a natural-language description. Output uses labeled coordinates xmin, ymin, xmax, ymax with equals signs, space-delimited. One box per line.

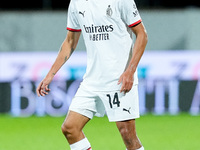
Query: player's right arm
xmin=36 ymin=31 xmax=81 ymax=97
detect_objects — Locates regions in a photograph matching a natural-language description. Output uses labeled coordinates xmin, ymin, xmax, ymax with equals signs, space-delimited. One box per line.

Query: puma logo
xmin=79 ymin=11 xmax=85 ymax=17
xmin=123 ymin=107 xmax=131 ymax=114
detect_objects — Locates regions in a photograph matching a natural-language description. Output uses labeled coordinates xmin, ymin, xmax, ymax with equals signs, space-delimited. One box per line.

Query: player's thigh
xmin=62 ymin=110 xmax=90 ymax=131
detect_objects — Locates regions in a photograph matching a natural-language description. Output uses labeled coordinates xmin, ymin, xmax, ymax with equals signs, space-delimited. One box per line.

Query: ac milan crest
xmin=106 ymin=5 xmax=113 ymax=17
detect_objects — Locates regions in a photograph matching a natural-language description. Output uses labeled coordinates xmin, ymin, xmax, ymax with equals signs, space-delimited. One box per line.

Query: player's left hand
xmin=118 ymin=69 xmax=134 ymax=94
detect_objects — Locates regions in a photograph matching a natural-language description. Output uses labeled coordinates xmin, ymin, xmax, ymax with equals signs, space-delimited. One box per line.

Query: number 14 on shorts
xmin=106 ymin=92 xmax=120 ymax=108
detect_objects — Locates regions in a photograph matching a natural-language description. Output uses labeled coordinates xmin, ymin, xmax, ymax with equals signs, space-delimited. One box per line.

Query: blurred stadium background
xmin=0 ymin=1 xmax=200 ymax=150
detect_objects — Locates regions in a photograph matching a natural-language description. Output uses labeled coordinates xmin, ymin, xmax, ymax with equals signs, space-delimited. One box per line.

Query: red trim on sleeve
xmin=128 ymin=19 xmax=142 ymax=28
xmin=67 ymin=27 xmax=81 ymax=32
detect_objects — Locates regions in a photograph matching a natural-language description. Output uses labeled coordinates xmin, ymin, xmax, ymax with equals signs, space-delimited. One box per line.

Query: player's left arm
xmin=118 ymin=22 xmax=148 ymax=93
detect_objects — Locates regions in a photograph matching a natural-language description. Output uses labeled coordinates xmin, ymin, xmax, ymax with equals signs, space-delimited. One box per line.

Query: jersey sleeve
xmin=120 ymin=0 xmax=142 ymax=28
xmin=67 ymin=1 xmax=81 ymax=32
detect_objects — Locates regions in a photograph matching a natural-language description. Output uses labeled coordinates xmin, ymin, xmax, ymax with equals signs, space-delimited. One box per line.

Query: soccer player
xmin=36 ymin=0 xmax=148 ymax=149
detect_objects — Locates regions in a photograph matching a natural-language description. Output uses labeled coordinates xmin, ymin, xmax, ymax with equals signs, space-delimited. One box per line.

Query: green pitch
xmin=0 ymin=114 xmax=199 ymax=150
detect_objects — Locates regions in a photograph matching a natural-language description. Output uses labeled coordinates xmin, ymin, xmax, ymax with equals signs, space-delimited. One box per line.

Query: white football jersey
xmin=67 ymin=0 xmax=142 ymax=91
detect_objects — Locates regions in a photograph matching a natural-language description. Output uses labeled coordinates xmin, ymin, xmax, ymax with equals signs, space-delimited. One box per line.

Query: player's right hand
xmin=36 ymin=78 xmax=52 ymax=97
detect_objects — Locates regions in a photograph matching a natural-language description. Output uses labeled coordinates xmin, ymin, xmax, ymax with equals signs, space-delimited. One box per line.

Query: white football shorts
xmin=69 ymin=85 xmax=140 ymax=122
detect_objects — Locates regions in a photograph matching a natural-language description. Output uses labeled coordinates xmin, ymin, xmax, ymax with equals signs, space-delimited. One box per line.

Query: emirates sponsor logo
xmin=84 ymin=24 xmax=113 ymax=33
xmin=83 ymin=24 xmax=114 ymax=41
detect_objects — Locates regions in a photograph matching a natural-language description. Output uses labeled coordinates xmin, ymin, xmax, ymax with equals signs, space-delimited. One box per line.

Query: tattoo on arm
xmin=64 ymin=56 xmax=68 ymax=62
xmin=70 ymin=48 xmax=75 ymax=57
xmin=64 ymin=48 xmax=75 ymax=63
